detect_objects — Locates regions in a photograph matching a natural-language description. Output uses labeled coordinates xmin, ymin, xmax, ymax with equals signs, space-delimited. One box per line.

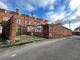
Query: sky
xmin=0 ymin=0 xmax=80 ymax=30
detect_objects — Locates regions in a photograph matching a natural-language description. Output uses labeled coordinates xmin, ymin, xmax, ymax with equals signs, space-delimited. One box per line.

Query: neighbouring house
xmin=72 ymin=26 xmax=80 ymax=35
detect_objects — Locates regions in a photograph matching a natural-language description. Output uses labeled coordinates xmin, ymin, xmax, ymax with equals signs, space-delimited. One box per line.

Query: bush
xmin=0 ymin=21 xmax=9 ymax=27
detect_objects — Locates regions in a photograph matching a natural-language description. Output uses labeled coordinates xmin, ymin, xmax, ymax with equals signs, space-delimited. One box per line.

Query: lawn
xmin=15 ymin=35 xmax=46 ymax=44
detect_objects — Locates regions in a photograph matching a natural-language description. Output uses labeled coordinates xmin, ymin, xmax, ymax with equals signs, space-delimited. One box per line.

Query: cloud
xmin=37 ymin=0 xmax=55 ymax=8
xmin=62 ymin=6 xmax=80 ymax=24
xmin=49 ymin=5 xmax=54 ymax=10
xmin=76 ymin=7 xmax=80 ymax=16
xmin=69 ymin=0 xmax=80 ymax=10
xmin=45 ymin=11 xmax=65 ymax=23
xmin=0 ymin=1 xmax=8 ymax=9
xmin=29 ymin=0 xmax=55 ymax=8
xmin=26 ymin=3 xmax=35 ymax=11
xmin=69 ymin=15 xmax=77 ymax=20
xmin=42 ymin=0 xmax=80 ymax=24
xmin=36 ymin=0 xmax=50 ymax=8
xmin=45 ymin=12 xmax=57 ymax=22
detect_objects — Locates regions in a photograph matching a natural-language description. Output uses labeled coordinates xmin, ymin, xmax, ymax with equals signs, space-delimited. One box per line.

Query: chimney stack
xmin=16 ymin=8 xmax=19 ymax=14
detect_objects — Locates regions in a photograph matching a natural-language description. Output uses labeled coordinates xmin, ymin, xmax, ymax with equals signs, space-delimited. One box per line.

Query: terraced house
xmin=0 ymin=8 xmax=72 ymax=43
xmin=0 ymin=8 xmax=48 ymax=43
xmin=0 ymin=8 xmax=48 ymax=34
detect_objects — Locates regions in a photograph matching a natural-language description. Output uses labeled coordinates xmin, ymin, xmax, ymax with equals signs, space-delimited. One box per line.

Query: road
xmin=0 ymin=36 xmax=80 ymax=60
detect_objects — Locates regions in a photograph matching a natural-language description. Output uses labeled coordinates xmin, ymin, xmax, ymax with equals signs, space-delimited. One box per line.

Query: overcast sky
xmin=0 ymin=0 xmax=80 ymax=30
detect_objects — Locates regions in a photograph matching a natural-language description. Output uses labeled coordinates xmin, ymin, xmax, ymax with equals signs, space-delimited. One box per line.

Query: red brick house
xmin=0 ymin=8 xmax=48 ymax=43
xmin=72 ymin=26 xmax=80 ymax=35
xmin=0 ymin=8 xmax=48 ymax=35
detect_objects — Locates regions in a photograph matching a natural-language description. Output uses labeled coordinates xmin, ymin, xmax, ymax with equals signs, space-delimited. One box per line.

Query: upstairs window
xmin=16 ymin=19 xmax=22 ymax=24
xmin=3 ymin=16 xmax=10 ymax=21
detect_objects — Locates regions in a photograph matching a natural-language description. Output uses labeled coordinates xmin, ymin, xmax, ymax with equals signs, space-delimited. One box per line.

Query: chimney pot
xmin=16 ymin=8 xmax=19 ymax=13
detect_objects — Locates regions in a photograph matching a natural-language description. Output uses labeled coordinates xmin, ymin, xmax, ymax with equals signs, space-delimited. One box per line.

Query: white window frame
xmin=3 ymin=16 xmax=10 ymax=21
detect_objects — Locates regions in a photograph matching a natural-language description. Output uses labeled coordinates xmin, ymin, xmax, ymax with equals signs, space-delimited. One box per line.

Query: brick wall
xmin=72 ymin=32 xmax=80 ymax=35
xmin=29 ymin=17 xmax=35 ymax=25
xmin=9 ymin=16 xmax=17 ymax=43
xmin=33 ymin=24 xmax=72 ymax=38
xmin=63 ymin=27 xmax=72 ymax=36
xmin=0 ymin=12 xmax=5 ymax=22
xmin=49 ymin=24 xmax=72 ymax=38
xmin=2 ymin=16 xmax=17 ymax=43
xmin=49 ymin=24 xmax=63 ymax=38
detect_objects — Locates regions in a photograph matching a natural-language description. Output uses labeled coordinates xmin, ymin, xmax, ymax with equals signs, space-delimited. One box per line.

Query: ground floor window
xmin=0 ymin=24 xmax=2 ymax=34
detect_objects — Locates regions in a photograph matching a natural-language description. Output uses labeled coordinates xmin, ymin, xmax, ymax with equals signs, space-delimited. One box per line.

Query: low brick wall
xmin=33 ymin=32 xmax=43 ymax=37
xmin=49 ymin=24 xmax=72 ymax=38
xmin=63 ymin=28 xmax=72 ymax=36
xmin=72 ymin=32 xmax=80 ymax=35
xmin=32 ymin=24 xmax=72 ymax=38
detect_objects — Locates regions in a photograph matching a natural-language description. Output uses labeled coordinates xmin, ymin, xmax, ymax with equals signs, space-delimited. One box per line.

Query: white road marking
xmin=10 ymin=54 xmax=17 ymax=57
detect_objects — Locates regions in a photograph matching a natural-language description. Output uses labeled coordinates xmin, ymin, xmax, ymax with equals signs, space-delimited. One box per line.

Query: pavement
xmin=0 ymin=36 xmax=80 ymax=60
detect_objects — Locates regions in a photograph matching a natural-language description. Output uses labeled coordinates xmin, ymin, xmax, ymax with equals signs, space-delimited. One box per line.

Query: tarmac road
xmin=0 ymin=36 xmax=80 ymax=60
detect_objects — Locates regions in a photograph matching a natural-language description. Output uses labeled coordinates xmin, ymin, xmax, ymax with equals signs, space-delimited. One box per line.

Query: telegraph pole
xmin=69 ymin=21 xmax=71 ymax=29
xmin=31 ymin=0 xmax=35 ymax=36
